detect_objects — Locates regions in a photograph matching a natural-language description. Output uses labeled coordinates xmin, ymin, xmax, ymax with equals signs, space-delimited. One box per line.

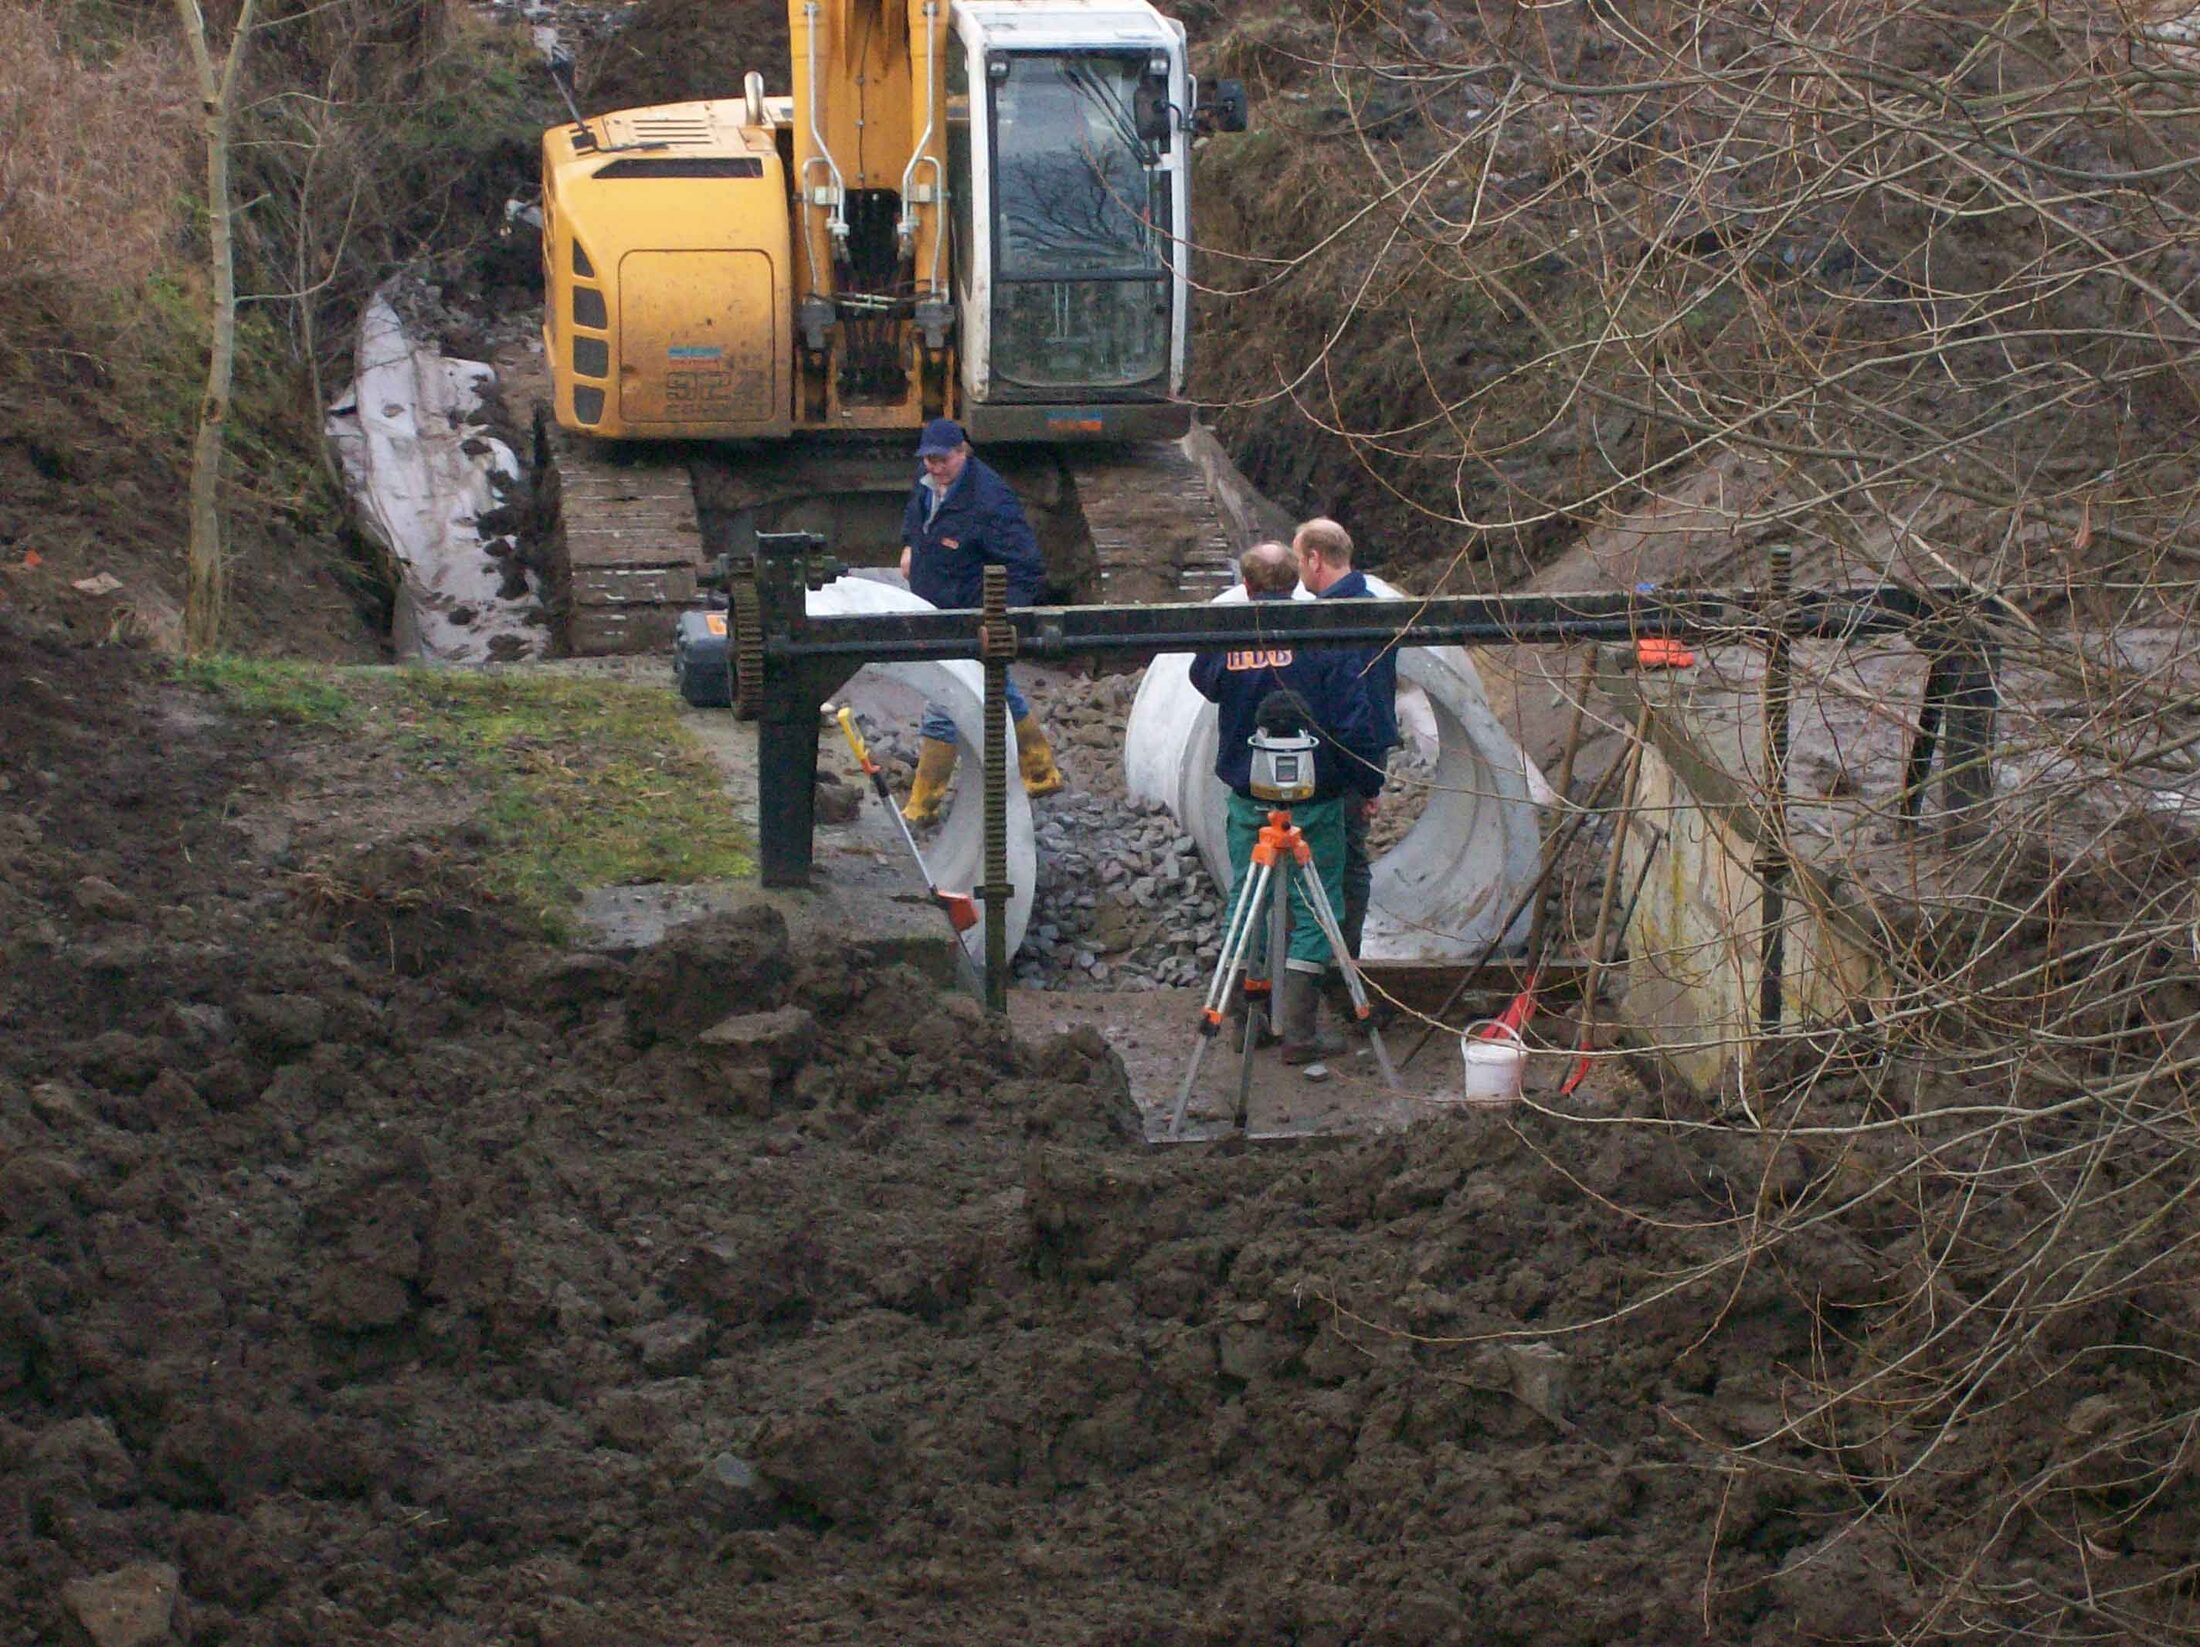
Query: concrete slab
xmin=1598 ymin=627 xmax=2200 ymax=1088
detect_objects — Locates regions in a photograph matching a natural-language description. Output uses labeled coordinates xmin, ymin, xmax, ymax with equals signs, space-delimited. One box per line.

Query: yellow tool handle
xmin=832 ymin=705 xmax=880 ymax=776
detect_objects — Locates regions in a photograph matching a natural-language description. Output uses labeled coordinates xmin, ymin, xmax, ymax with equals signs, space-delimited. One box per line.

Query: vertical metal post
xmin=1939 ymin=625 xmax=1999 ymax=823
xmin=749 ymin=531 xmax=848 ymax=889
xmin=1899 ymin=653 xmax=1949 ymax=828
xmin=1900 ymin=623 xmax=1998 ymax=831
xmin=756 ymin=539 xmax=819 ymax=889
xmin=980 ymin=564 xmax=1012 ymax=1014
xmin=1757 ymin=543 xmax=1793 ymax=1041
xmin=758 ymin=701 xmax=822 ymax=888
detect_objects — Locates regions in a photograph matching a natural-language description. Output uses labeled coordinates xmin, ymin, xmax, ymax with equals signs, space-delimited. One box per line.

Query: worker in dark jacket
xmin=896 ymin=419 xmax=1063 ymax=822
xmin=1191 ymin=541 xmax=1387 ymax=1067
xmin=1294 ymin=516 xmax=1401 ymax=964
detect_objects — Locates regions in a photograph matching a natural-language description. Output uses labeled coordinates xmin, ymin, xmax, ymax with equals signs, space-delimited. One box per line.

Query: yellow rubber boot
xmin=901 ymin=736 xmax=958 ymax=825
xmin=1015 ymin=713 xmax=1066 ymax=798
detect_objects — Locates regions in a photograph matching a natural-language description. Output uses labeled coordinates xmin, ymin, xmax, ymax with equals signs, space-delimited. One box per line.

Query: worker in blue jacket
xmin=896 ymin=418 xmax=1064 ymax=822
xmin=1294 ymin=516 xmax=1401 ymax=965
xmin=1191 ymin=541 xmax=1387 ymax=1067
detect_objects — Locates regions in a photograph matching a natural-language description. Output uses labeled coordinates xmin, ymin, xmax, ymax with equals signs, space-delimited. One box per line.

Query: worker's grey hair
xmin=1294 ymin=517 xmax=1353 ymax=567
xmin=1241 ymin=539 xmax=1299 ymax=594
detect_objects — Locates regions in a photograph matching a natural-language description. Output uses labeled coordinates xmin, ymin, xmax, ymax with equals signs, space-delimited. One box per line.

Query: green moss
xmin=184 ymin=661 xmax=753 ymax=935
xmin=177 ymin=655 xmax=358 ymax=725
xmin=376 ymin=671 xmax=753 ymax=931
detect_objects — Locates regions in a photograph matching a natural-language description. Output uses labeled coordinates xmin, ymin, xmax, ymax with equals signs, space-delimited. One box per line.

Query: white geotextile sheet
xmin=327 ymin=287 xmax=536 ymax=663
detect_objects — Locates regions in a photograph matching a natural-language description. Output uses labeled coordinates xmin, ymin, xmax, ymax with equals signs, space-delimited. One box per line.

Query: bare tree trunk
xmin=172 ymin=0 xmax=260 ymax=657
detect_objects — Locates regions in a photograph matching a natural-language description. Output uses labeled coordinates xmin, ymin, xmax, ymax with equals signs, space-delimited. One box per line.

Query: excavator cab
xmin=946 ymin=5 xmax=1196 ymax=440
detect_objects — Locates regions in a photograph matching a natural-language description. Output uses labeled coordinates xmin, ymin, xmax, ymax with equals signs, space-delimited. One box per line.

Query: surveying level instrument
xmin=1247 ymin=691 xmax=1320 ymax=803
xmin=1170 ymin=718 xmax=1402 ymax=1138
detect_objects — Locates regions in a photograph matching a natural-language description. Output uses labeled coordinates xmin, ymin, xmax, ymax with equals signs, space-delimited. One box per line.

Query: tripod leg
xmin=1236 ymin=859 xmax=1289 ymax=1131
xmin=1201 ymin=859 xmax=1266 ymax=1022
xmin=1298 ymin=859 xmax=1403 ymax=1092
xmin=1172 ymin=860 xmax=1268 ymax=1139
xmin=1168 ymin=1039 xmax=1211 ymax=1141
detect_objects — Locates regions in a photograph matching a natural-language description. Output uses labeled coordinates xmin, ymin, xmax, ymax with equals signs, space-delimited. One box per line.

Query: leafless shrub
xmin=1199 ymin=0 xmax=2200 ymax=1633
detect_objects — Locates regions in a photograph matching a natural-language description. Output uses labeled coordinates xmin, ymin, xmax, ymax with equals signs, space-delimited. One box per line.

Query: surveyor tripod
xmin=1168 ymin=809 xmax=1401 ymax=1138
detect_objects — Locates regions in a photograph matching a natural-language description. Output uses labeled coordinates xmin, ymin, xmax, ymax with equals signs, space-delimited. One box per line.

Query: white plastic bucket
xmin=1456 ymin=1021 xmax=1526 ymax=1105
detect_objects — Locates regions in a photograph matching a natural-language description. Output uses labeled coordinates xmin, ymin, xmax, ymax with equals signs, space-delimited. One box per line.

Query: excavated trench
xmin=330 ymin=285 xmax=1546 ymax=995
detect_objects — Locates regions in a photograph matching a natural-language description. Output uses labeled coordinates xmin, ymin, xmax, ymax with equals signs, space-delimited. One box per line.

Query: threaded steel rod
xmin=981 ymin=565 xmax=1010 ymax=1014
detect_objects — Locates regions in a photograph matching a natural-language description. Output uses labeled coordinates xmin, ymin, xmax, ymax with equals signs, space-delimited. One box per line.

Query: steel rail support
xmin=741 ymin=561 xmax=2004 ymax=898
xmin=979 ymin=565 xmax=1014 ymax=1014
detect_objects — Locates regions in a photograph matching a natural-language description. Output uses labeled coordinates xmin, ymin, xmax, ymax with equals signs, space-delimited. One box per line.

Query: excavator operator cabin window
xmin=987 ymin=52 xmax=1171 ymax=392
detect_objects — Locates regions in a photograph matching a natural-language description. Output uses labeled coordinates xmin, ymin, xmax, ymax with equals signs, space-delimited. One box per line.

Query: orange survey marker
xmin=832 ymin=706 xmax=980 ymax=937
xmin=1635 ymin=636 xmax=1695 ymax=669
xmin=1479 ymin=970 xmax=1540 ymax=1040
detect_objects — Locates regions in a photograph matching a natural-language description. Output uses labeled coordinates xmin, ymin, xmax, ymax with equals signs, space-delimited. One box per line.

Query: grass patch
xmin=378 ymin=671 xmax=753 ymax=928
xmin=178 ymin=655 xmax=358 ymax=725
xmin=187 ymin=660 xmax=753 ymax=934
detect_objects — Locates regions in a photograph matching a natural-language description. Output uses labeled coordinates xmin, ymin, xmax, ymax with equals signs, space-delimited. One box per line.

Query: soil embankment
xmin=10 ymin=0 xmax=2200 ymax=1639
xmin=8 ymin=610 xmax=2200 ymax=1643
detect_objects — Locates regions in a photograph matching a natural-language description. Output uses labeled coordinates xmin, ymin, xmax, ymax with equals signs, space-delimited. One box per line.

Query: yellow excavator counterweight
xmin=541 ymin=103 xmax=794 ymax=438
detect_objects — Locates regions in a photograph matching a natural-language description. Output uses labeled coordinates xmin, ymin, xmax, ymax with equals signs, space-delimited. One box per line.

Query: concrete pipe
xmin=809 ymin=575 xmax=1035 ymax=958
xmin=1124 ymin=579 xmax=1544 ymax=961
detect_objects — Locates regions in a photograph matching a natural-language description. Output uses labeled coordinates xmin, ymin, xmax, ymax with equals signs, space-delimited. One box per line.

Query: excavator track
xmin=1065 ymin=440 xmax=1239 ymax=604
xmin=540 ymin=425 xmax=1251 ymax=657
xmin=541 ymin=426 xmax=711 ymax=657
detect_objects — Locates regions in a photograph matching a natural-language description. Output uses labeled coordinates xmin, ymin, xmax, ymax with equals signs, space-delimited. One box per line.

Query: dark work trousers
xmin=1340 ymin=799 xmax=1372 ymax=960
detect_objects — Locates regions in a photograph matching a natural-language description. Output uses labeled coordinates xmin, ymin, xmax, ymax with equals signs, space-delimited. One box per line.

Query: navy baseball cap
xmin=916 ymin=417 xmax=967 ymax=456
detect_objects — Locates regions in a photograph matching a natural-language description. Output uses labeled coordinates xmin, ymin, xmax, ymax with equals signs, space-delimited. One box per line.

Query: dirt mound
xmin=5 ymin=611 xmax=2198 ymax=1644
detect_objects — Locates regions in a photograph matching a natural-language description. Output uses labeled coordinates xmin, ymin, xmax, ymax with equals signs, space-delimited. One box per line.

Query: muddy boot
xmin=1015 ymin=713 xmax=1066 ymax=798
xmin=1227 ymin=982 xmax=1279 ymax=1051
xmin=1322 ymin=969 xmax=1366 ymax=1035
xmin=901 ymin=736 xmax=958 ymax=825
xmin=1278 ymin=967 xmax=1346 ymax=1066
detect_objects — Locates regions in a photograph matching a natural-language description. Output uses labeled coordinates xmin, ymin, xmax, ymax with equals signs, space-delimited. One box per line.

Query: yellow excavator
xmin=536 ymin=0 xmax=1246 ymax=654
xmin=541 ymin=0 xmax=1245 ymax=442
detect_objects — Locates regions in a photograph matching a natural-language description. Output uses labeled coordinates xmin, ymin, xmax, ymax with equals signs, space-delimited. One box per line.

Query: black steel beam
xmin=760 ymin=585 xmax=2002 ymax=666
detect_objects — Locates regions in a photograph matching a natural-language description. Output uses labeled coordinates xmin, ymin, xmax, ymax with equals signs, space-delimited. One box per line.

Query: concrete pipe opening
xmin=1124 ymin=579 xmax=1544 ymax=961
xmin=809 ymin=576 xmax=1036 ymax=959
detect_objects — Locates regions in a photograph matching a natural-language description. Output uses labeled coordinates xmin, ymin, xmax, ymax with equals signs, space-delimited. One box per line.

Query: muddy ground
xmin=9 ymin=0 xmax=2200 ymax=1635
xmin=9 ymin=613 xmax=2199 ymax=1644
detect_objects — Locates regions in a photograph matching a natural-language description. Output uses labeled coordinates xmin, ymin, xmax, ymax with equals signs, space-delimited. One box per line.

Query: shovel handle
xmin=832 ymin=704 xmax=881 ymax=777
